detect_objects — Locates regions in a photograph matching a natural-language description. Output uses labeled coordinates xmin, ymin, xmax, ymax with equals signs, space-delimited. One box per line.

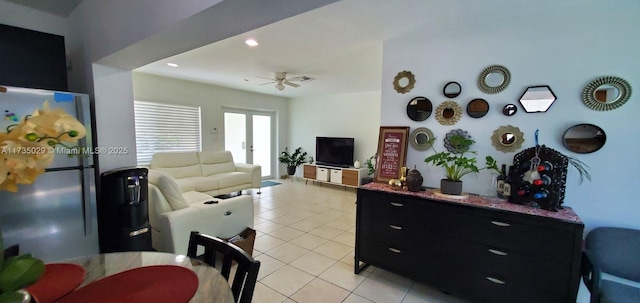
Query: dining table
xmin=51 ymin=251 xmax=235 ymax=303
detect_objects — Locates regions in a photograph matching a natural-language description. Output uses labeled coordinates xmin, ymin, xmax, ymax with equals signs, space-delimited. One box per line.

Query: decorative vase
xmin=440 ymin=179 xmax=463 ymax=195
xmin=354 ymin=160 xmax=361 ymax=168
xmin=286 ymin=166 xmax=296 ymax=175
xmin=406 ymin=167 xmax=423 ymax=192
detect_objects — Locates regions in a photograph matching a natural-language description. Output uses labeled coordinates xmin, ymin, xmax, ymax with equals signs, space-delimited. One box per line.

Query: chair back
xmin=585 ymin=227 xmax=640 ymax=282
xmin=187 ymin=231 xmax=260 ymax=303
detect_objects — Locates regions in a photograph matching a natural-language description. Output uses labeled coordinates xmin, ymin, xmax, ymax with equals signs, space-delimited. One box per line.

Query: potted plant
xmin=278 ymin=147 xmax=308 ymax=176
xmin=0 ymin=230 xmax=45 ymax=303
xmin=424 ymin=135 xmax=500 ymax=195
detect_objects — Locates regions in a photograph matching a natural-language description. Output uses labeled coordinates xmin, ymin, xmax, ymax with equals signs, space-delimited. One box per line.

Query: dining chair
xmin=187 ymin=231 xmax=260 ymax=303
xmin=581 ymin=227 xmax=640 ymax=303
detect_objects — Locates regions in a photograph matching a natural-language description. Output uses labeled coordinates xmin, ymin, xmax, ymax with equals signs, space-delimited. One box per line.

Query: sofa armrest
xmin=156 ymin=196 xmax=254 ymax=254
xmin=236 ymin=163 xmax=262 ymax=188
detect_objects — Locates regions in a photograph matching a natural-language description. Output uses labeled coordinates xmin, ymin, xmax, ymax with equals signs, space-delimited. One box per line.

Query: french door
xmin=223 ymin=108 xmax=275 ymax=179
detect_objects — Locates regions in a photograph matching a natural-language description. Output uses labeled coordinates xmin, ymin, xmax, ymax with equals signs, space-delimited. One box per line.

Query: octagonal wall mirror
xmin=491 ymin=125 xmax=525 ymax=153
xmin=519 ymin=85 xmax=557 ymax=113
xmin=563 ymin=123 xmax=606 ymax=154
xmin=503 ymin=104 xmax=518 ymax=116
xmin=582 ymin=76 xmax=632 ymax=111
xmin=406 ymin=97 xmax=433 ymax=121
xmin=409 ymin=127 xmax=435 ymax=151
xmin=393 ymin=71 xmax=416 ymax=94
xmin=477 ymin=65 xmax=511 ymax=94
xmin=435 ymin=101 xmax=462 ymax=126
xmin=466 ymin=98 xmax=489 ymax=118
xmin=443 ymin=81 xmax=461 ymax=98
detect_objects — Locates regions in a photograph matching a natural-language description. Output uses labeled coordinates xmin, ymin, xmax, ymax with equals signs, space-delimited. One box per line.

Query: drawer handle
xmin=390 ymin=202 xmax=404 ymax=207
xmin=488 ymin=249 xmax=508 ymax=256
xmin=388 ymin=247 xmax=402 ymax=253
xmin=389 ymin=225 xmax=403 ymax=230
xmin=486 ymin=277 xmax=506 ymax=285
xmin=224 ymin=211 xmax=232 ymax=216
xmin=490 ymin=221 xmax=510 ymax=227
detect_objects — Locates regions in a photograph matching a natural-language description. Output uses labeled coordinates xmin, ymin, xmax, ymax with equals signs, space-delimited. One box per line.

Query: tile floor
xmin=242 ymin=178 xmax=467 ymax=303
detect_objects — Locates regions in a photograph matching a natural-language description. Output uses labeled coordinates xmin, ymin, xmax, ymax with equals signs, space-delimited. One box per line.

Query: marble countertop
xmin=360 ymin=182 xmax=582 ymax=224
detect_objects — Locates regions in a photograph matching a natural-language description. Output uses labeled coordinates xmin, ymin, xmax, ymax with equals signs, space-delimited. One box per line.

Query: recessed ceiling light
xmin=245 ymin=39 xmax=259 ymax=47
xmin=167 ymin=63 xmax=178 ymax=67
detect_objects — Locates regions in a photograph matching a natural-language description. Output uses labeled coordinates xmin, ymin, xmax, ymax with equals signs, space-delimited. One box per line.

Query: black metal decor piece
xmin=509 ymin=145 xmax=568 ymax=211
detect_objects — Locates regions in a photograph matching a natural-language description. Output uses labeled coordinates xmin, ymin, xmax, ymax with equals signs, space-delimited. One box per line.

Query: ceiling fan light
xmin=275 ymin=83 xmax=285 ymax=91
xmin=245 ymin=39 xmax=259 ymax=47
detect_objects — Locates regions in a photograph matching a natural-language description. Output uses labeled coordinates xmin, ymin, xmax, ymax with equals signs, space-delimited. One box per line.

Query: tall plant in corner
xmin=278 ymin=147 xmax=308 ymax=176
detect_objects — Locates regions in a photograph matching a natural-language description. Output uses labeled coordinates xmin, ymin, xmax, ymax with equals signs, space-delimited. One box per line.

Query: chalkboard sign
xmin=374 ymin=126 xmax=409 ymax=183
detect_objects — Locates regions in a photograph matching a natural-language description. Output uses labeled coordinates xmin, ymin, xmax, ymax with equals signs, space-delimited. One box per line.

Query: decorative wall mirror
xmin=503 ymin=104 xmax=518 ymax=116
xmin=409 ymin=127 xmax=435 ymax=151
xmin=491 ymin=125 xmax=524 ymax=153
xmin=477 ymin=65 xmax=511 ymax=94
xmin=466 ymin=98 xmax=489 ymax=118
xmin=443 ymin=81 xmax=461 ymax=98
xmin=582 ymin=76 xmax=632 ymax=111
xmin=435 ymin=101 xmax=462 ymax=126
xmin=393 ymin=71 xmax=416 ymax=94
xmin=519 ymin=85 xmax=557 ymax=113
xmin=563 ymin=123 xmax=606 ymax=154
xmin=406 ymin=97 xmax=433 ymax=121
xmin=444 ymin=129 xmax=472 ymax=153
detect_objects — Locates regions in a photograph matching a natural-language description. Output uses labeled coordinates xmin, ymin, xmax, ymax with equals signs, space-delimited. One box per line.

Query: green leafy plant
xmin=0 ymin=232 xmax=45 ymax=303
xmin=364 ymin=154 xmax=376 ymax=175
xmin=278 ymin=147 xmax=308 ymax=168
xmin=424 ymin=135 xmax=500 ymax=182
xmin=567 ymin=155 xmax=591 ymax=184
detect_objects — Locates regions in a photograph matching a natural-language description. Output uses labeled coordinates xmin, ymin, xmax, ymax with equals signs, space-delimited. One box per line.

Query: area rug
xmin=261 ymin=180 xmax=281 ymax=188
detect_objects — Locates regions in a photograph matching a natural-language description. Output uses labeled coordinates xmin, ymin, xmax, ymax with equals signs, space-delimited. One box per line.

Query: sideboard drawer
xmin=359 ymin=237 xmax=439 ymax=282
xmin=330 ymin=169 xmax=342 ymax=184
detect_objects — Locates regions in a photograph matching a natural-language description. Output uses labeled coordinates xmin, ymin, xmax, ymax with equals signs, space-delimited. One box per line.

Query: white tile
xmin=254 ymin=254 xmax=286 ymax=280
xmin=320 ymin=208 xmax=350 ymax=218
xmin=339 ymin=251 xmax=355 ymax=266
xmin=251 ymin=282 xmax=287 ymax=303
xmin=318 ymin=261 xmax=370 ymax=291
xmin=290 ymin=251 xmax=338 ymax=276
xmin=290 ymin=219 xmax=325 ymax=232
xmin=290 ymin=233 xmax=329 ymax=250
xmin=307 ymin=214 xmax=336 ymax=224
xmin=254 ymin=220 xmax=285 ymax=233
xmin=402 ymin=282 xmax=459 ymax=303
xmin=313 ymin=240 xmax=353 ymax=260
xmin=270 ymin=214 xmax=303 ymax=225
xmin=331 ymin=231 xmax=355 ymax=247
xmin=264 ymin=243 xmax=309 ymax=263
xmin=290 ymin=278 xmax=350 ymax=303
xmin=288 ymin=209 xmax=316 ymax=219
xmin=267 ymin=226 xmax=306 ymax=241
xmin=353 ymin=268 xmax=414 ymax=303
xmin=254 ymin=234 xmax=285 ymax=252
xmin=309 ymin=225 xmax=344 ymax=239
xmin=260 ymin=265 xmax=315 ymax=297
xmin=342 ymin=293 xmax=374 ymax=303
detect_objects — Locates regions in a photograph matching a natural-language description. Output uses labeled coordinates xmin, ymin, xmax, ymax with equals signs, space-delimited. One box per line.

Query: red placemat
xmin=26 ymin=263 xmax=85 ymax=303
xmin=57 ymin=265 xmax=198 ymax=303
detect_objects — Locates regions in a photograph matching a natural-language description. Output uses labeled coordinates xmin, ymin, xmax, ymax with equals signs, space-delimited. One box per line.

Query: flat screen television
xmin=315 ymin=137 xmax=354 ymax=168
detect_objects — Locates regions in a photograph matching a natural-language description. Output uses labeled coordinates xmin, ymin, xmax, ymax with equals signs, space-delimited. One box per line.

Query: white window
xmin=134 ymin=100 xmax=202 ymax=165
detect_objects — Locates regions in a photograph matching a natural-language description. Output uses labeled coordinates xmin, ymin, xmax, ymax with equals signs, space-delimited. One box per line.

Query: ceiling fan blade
xmin=258 ymin=81 xmax=275 ymax=86
xmin=284 ymin=80 xmax=300 ymax=88
xmin=286 ymin=76 xmax=306 ymax=82
xmin=256 ymin=76 xmax=276 ymax=80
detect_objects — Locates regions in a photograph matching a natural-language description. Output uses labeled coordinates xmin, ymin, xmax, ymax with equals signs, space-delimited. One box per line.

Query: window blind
xmin=134 ymin=100 xmax=202 ymax=165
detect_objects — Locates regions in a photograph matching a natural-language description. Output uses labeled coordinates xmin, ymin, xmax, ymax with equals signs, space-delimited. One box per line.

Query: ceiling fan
xmin=257 ymin=72 xmax=311 ymax=91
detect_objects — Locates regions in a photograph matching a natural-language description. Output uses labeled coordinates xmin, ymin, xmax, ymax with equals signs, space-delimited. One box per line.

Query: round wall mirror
xmin=466 ymin=98 xmax=489 ymax=118
xmin=443 ymin=81 xmax=461 ymax=98
xmin=491 ymin=125 xmax=524 ymax=153
xmin=393 ymin=71 xmax=416 ymax=94
xmin=582 ymin=76 xmax=632 ymax=111
xmin=406 ymin=97 xmax=433 ymax=121
xmin=409 ymin=127 xmax=435 ymax=151
xmin=477 ymin=65 xmax=511 ymax=94
xmin=435 ymin=101 xmax=462 ymax=126
xmin=563 ymin=123 xmax=606 ymax=154
xmin=503 ymin=104 xmax=518 ymax=116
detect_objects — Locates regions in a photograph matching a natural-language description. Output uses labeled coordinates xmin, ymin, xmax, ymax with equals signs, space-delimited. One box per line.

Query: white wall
xmin=288 ymin=91 xmax=381 ymax=177
xmin=0 ymin=1 xmax=68 ymax=36
xmin=381 ymin=1 xmax=640 ymax=232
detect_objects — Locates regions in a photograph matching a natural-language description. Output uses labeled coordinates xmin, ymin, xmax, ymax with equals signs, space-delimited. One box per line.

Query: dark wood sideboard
xmin=355 ymin=183 xmax=584 ymax=303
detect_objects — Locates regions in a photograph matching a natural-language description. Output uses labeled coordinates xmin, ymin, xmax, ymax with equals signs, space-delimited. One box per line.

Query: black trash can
xmin=98 ymin=167 xmax=152 ymax=253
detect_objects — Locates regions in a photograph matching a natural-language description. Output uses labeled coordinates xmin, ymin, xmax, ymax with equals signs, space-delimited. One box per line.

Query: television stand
xmin=302 ymin=164 xmax=368 ymax=188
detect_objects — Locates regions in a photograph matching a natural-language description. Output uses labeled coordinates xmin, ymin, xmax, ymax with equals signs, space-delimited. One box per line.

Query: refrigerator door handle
xmin=81 ymin=168 xmax=92 ymax=236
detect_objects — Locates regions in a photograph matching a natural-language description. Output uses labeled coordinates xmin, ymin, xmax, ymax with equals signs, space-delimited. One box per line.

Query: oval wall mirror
xmin=409 ymin=127 xmax=435 ymax=151
xmin=466 ymin=98 xmax=489 ymax=118
xmin=406 ymin=97 xmax=433 ymax=121
xmin=477 ymin=65 xmax=511 ymax=94
xmin=503 ymin=104 xmax=518 ymax=116
xmin=491 ymin=125 xmax=524 ymax=153
xmin=562 ymin=123 xmax=606 ymax=154
xmin=443 ymin=81 xmax=461 ymax=98
xmin=582 ymin=76 xmax=632 ymax=111
xmin=435 ymin=101 xmax=462 ymax=126
xmin=393 ymin=71 xmax=416 ymax=94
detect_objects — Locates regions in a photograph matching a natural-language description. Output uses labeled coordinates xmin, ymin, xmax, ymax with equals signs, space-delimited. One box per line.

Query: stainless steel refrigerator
xmin=0 ymin=85 xmax=98 ymax=262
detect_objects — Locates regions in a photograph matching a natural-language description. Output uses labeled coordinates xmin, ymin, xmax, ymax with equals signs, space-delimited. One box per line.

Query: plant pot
xmin=440 ymin=179 xmax=463 ymax=195
xmin=286 ymin=166 xmax=297 ymax=176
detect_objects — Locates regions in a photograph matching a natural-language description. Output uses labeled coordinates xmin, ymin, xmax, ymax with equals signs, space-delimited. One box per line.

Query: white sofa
xmin=150 ymin=151 xmax=261 ymax=196
xmin=147 ymin=169 xmax=254 ymax=254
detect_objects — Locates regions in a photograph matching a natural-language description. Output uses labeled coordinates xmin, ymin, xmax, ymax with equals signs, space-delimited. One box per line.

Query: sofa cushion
xmin=183 ymin=176 xmax=220 ymax=192
xmin=206 ymin=172 xmax=251 ymax=188
xmin=147 ymin=170 xmax=189 ymax=210
xmin=174 ymin=178 xmax=196 ymax=192
xmin=182 ymin=191 xmax=216 ymax=204
xmin=198 ymin=151 xmax=237 ymax=176
xmin=150 ymin=152 xmax=202 ymax=179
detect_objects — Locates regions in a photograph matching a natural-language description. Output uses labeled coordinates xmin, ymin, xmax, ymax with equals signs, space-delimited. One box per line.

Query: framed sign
xmin=374 ymin=126 xmax=410 ymax=183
